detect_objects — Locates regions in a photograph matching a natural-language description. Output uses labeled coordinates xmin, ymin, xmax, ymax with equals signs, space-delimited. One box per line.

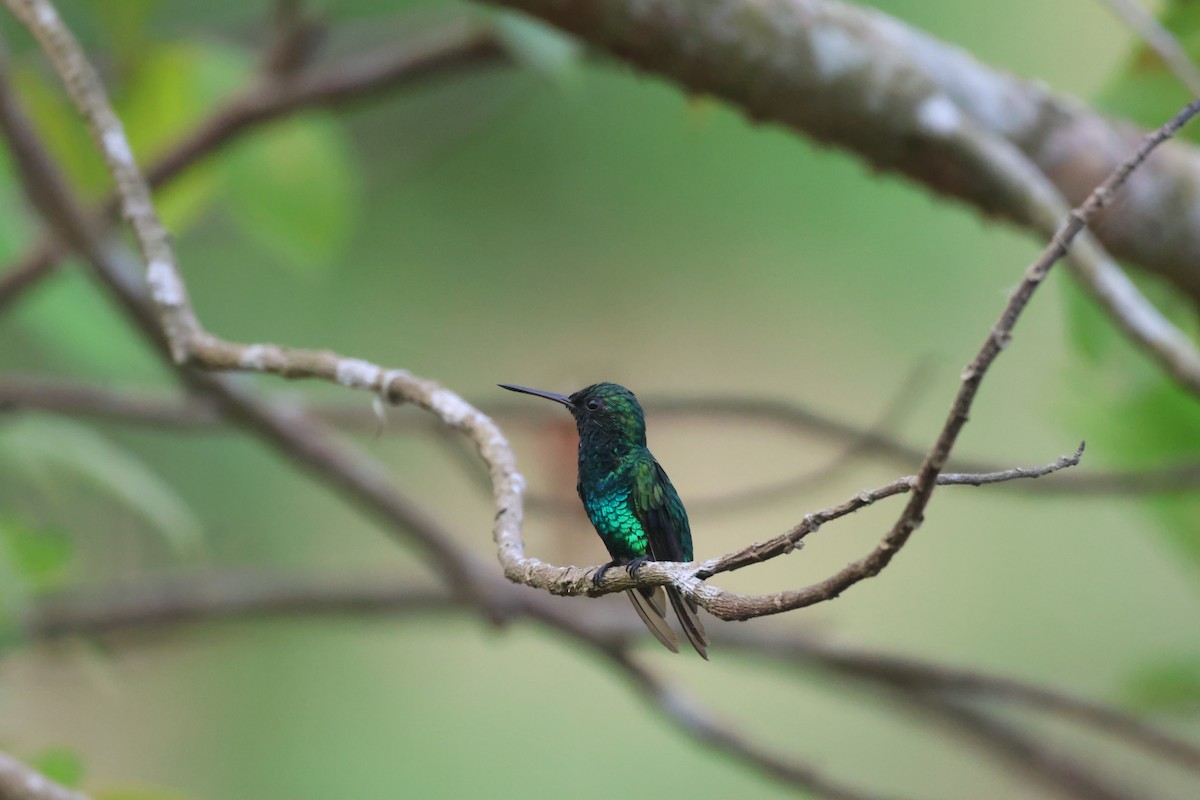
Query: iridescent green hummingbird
xmin=499 ymin=382 xmax=708 ymax=658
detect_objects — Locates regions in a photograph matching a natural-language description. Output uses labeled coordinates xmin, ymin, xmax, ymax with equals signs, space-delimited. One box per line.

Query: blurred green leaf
xmin=1122 ymin=656 xmax=1200 ymax=714
xmin=11 ymin=66 xmax=110 ymax=196
xmin=1149 ymin=493 xmax=1200 ymax=566
xmin=0 ymin=418 xmax=203 ymax=554
xmin=489 ymin=11 xmax=583 ymax=86
xmin=15 ymin=267 xmax=162 ymax=380
xmin=1106 ymin=382 xmax=1200 ymax=565
xmin=0 ymin=149 xmax=34 ymax=264
xmin=1096 ymin=1 xmax=1200 ymax=143
xmin=1080 ymin=11 xmax=1200 ymax=573
xmin=0 ymin=516 xmax=73 ymax=590
xmin=222 ymin=113 xmax=360 ymax=275
xmin=118 ymin=42 xmax=248 ymax=232
xmin=29 ymin=747 xmax=86 ymax=789
xmin=87 ymin=0 xmax=163 ymax=70
xmin=1061 ymin=278 xmax=1119 ymax=364
xmin=1111 ymin=382 xmax=1200 ymax=465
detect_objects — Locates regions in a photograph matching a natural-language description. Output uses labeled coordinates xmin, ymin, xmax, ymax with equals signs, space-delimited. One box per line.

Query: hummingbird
xmin=499 ymin=381 xmax=708 ymax=658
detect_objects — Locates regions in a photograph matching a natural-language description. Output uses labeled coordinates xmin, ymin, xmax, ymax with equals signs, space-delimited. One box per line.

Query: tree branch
xmin=0 ymin=14 xmax=506 ymax=315
xmin=20 ymin=571 xmax=1200 ymax=794
xmin=896 ymin=694 xmax=1139 ymax=800
xmin=0 ymin=751 xmax=89 ymax=800
xmin=483 ymin=0 xmax=1200 ymax=307
xmin=0 ymin=6 xmax=1154 ymax=797
xmin=8 ymin=377 xmax=1200 ymax=498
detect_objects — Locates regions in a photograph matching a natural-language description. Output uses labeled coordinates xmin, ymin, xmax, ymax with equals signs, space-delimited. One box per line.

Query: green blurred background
xmin=1 ymin=0 xmax=1199 ymax=798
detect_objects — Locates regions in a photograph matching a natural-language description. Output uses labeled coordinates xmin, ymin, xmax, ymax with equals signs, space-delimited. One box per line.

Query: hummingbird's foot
xmin=593 ymin=559 xmax=622 ymax=589
xmin=626 ymin=555 xmax=651 ymax=578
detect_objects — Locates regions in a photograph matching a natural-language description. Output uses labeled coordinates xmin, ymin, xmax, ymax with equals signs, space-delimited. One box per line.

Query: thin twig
xmin=7 ymin=378 xmax=1200 ymax=497
xmin=940 ymin=112 xmax=1200 ymax=397
xmin=748 ymin=98 xmax=1200 ymax=621
xmin=696 ymin=444 xmax=1085 ymax=580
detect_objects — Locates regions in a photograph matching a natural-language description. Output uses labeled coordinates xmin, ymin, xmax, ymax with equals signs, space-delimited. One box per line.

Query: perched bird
xmin=499 ymin=382 xmax=708 ymax=658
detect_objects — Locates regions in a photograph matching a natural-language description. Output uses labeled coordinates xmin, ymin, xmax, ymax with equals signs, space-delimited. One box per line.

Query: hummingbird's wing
xmin=634 ymin=452 xmax=709 ymax=660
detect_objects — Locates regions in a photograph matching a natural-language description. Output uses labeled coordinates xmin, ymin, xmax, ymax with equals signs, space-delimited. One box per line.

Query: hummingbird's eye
xmin=585 ymin=398 xmax=602 ymax=412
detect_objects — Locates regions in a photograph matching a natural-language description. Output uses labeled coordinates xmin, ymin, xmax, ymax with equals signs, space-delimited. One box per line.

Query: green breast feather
xmin=584 ymin=487 xmax=649 ymax=558
xmin=582 ymin=451 xmax=692 ymax=562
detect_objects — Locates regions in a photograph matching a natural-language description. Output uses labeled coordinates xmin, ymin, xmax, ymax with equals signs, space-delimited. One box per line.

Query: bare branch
xmin=483 ymin=0 xmax=1200 ymax=307
xmin=21 ymin=572 xmax=1200 ymax=793
xmin=0 ymin=35 xmax=496 ymax=612
xmin=0 ymin=16 xmax=506 ymax=314
xmin=2 ymin=0 xmax=531 ymax=616
xmin=768 ymin=99 xmax=1200 ymax=620
xmin=598 ymin=648 xmax=901 ymax=800
xmin=758 ymin=635 xmax=1200 ymax=777
xmin=8 ymin=378 xmax=1200 ymax=499
xmin=696 ymin=445 xmax=1085 ymax=581
xmin=0 ymin=751 xmax=90 ymax=800
xmin=939 ymin=113 xmax=1200 ymax=397
xmin=897 ymin=694 xmax=1140 ymax=800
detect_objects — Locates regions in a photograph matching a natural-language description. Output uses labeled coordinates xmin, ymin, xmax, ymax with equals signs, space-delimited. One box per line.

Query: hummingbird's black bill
xmin=498 ymin=384 xmax=573 ymax=407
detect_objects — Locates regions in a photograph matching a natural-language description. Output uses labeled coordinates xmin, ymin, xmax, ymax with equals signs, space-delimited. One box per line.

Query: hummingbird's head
xmin=499 ymin=381 xmax=647 ymax=446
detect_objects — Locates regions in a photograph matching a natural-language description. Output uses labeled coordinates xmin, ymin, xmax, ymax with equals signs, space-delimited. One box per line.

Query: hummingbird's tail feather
xmin=667 ymin=586 xmax=709 ymax=660
xmin=644 ymin=584 xmax=667 ymax=617
xmin=626 ymin=589 xmax=680 ymax=653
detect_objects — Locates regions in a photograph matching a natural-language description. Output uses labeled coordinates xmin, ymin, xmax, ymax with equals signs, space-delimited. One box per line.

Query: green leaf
xmin=221 ymin=113 xmax=360 ymax=275
xmin=1122 ymin=656 xmax=1200 ymax=714
xmin=117 ymin=41 xmax=249 ymax=232
xmin=0 ymin=418 xmax=203 ymax=554
xmin=1111 ymin=382 xmax=1200 ymax=466
xmin=1149 ymin=493 xmax=1200 ymax=567
xmin=0 ymin=150 xmax=35 ymax=264
xmin=0 ymin=516 xmax=73 ymax=590
xmin=11 ymin=66 xmax=110 ymax=197
xmin=14 ymin=266 xmax=164 ymax=381
xmin=89 ymin=0 xmax=163 ymax=65
xmin=1096 ymin=1 xmax=1200 ymax=145
xmin=1061 ymin=277 xmax=1119 ymax=364
xmin=29 ymin=747 xmax=86 ymax=789
xmin=489 ymin=11 xmax=583 ymax=86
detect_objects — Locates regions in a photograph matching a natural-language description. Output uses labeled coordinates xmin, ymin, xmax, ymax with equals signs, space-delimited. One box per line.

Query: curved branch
xmin=485 ymin=0 xmax=1200 ymax=306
